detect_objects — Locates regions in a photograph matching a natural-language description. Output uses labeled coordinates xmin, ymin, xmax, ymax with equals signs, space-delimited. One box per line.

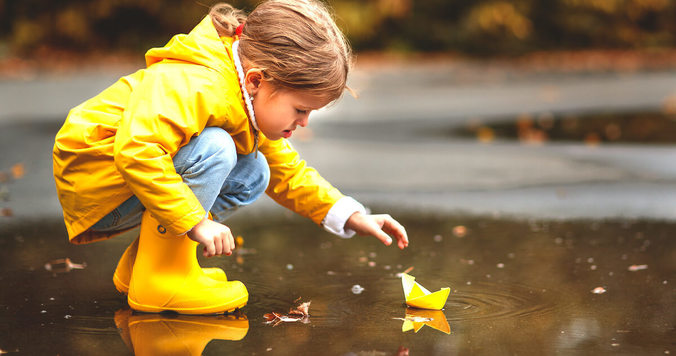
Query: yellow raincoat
xmin=53 ymin=16 xmax=344 ymax=244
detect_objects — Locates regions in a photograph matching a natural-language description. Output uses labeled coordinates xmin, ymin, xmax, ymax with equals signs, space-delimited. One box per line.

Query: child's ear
xmin=244 ymin=68 xmax=264 ymax=96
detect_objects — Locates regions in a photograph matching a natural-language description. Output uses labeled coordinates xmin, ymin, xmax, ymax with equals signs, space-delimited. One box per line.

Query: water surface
xmin=0 ymin=214 xmax=673 ymax=355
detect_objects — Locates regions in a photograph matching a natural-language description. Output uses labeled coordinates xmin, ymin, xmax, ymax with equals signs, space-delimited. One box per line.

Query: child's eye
xmin=296 ymin=109 xmax=308 ymax=115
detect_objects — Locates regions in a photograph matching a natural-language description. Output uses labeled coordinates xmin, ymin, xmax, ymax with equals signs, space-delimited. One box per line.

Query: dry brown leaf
xmin=1 ymin=208 xmax=13 ymax=217
xmin=288 ymin=301 xmax=311 ymax=317
xmin=264 ymin=300 xmax=311 ymax=326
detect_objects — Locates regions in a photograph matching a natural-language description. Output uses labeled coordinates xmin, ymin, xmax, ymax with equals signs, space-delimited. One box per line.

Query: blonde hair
xmin=210 ymin=0 xmax=352 ymax=102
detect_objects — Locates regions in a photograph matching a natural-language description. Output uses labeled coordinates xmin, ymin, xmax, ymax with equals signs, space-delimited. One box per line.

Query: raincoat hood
xmin=145 ymin=16 xmax=233 ymax=75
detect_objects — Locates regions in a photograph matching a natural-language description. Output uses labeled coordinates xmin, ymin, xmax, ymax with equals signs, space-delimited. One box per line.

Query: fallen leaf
xmin=264 ymin=299 xmax=311 ymax=326
xmin=1 ymin=208 xmax=13 ymax=217
xmin=11 ymin=163 xmax=24 ymax=179
xmin=288 ymin=301 xmax=311 ymax=317
xmin=263 ymin=313 xmax=277 ymax=322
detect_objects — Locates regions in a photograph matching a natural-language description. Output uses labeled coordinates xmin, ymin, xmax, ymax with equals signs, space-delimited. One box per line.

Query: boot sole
xmin=127 ymin=294 xmax=248 ymax=315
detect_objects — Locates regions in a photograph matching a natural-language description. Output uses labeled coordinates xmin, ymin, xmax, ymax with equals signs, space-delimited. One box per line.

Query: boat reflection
xmin=399 ymin=308 xmax=450 ymax=334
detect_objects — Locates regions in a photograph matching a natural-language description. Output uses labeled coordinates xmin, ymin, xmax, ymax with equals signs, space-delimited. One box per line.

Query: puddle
xmin=457 ymin=110 xmax=676 ymax=144
xmin=0 ymin=215 xmax=673 ymax=355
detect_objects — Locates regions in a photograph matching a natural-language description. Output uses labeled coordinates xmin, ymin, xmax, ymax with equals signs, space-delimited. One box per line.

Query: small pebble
xmin=591 ymin=286 xmax=606 ymax=294
xmin=368 ymin=261 xmax=376 ymax=267
xmin=351 ymin=284 xmax=364 ymax=294
xmin=286 ymin=264 xmax=293 ymax=270
xmin=64 ymin=315 xmax=72 ymax=319
xmin=628 ymin=264 xmax=648 ymax=272
xmin=453 ymin=226 xmax=467 ymax=238
xmin=433 ymin=234 xmax=442 ymax=242
xmin=497 ymin=263 xmax=504 ymax=269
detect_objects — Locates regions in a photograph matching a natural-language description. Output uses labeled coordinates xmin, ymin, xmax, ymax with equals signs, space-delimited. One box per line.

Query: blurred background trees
xmin=0 ymin=0 xmax=674 ymax=58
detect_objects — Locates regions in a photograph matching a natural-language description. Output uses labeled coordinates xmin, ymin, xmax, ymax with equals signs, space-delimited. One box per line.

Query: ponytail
xmin=209 ymin=3 xmax=246 ymax=37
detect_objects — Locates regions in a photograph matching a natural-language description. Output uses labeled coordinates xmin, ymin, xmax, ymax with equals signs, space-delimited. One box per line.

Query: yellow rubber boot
xmin=127 ymin=210 xmax=248 ymax=314
xmin=113 ymin=237 xmax=227 ymax=294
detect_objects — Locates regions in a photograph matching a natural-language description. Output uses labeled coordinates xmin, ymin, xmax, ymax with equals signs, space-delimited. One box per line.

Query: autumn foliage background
xmin=1 ymin=0 xmax=675 ymax=59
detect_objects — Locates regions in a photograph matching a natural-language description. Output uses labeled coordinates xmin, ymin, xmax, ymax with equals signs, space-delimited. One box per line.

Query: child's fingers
xmin=228 ymin=235 xmax=236 ymax=254
xmin=373 ymin=228 xmax=393 ymax=246
xmin=214 ymin=236 xmax=224 ymax=256
xmin=381 ymin=216 xmax=409 ymax=249
xmin=221 ymin=234 xmax=233 ymax=256
xmin=203 ymin=240 xmax=216 ymax=257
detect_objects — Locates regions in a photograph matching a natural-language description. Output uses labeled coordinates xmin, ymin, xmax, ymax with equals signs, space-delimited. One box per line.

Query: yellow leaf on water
xmin=11 ymin=163 xmax=24 ymax=179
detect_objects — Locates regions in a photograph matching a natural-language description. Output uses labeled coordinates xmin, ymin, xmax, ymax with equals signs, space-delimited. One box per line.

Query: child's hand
xmin=345 ymin=212 xmax=409 ymax=249
xmin=187 ymin=218 xmax=236 ymax=257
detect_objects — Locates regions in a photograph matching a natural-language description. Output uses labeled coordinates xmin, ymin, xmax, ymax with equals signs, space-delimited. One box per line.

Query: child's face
xmin=251 ymin=80 xmax=331 ymax=141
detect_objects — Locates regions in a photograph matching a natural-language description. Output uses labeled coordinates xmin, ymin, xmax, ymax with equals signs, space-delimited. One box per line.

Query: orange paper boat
xmin=401 ymin=273 xmax=450 ymax=310
xmin=400 ymin=308 xmax=451 ymax=334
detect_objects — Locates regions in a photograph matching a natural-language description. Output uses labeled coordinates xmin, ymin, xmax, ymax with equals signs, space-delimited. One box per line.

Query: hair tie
xmin=235 ymin=22 xmax=244 ymax=36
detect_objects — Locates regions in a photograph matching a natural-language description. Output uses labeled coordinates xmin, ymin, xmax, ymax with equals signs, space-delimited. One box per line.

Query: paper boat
xmin=401 ymin=273 xmax=450 ymax=310
xmin=401 ymin=308 xmax=451 ymax=334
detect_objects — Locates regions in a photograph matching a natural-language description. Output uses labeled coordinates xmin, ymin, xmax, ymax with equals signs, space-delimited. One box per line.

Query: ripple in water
xmin=446 ymin=282 xmax=558 ymax=321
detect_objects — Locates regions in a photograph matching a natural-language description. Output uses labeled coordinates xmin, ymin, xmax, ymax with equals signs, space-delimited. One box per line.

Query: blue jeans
xmin=90 ymin=127 xmax=270 ymax=232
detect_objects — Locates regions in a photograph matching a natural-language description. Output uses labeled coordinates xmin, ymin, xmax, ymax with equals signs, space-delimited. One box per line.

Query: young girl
xmin=53 ymin=0 xmax=408 ymax=315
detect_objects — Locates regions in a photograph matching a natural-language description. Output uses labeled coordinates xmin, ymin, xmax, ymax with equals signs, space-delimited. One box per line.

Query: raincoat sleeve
xmin=113 ymin=65 xmax=225 ymax=235
xmin=260 ymin=137 xmax=352 ymax=229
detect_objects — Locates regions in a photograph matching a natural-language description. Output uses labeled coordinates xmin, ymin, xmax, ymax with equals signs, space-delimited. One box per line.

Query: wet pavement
xmin=0 ymin=215 xmax=673 ymax=355
xmin=1 ymin=62 xmax=675 ymax=354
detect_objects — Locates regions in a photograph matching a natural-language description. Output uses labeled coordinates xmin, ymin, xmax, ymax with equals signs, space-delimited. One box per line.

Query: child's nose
xmin=297 ymin=115 xmax=309 ymax=127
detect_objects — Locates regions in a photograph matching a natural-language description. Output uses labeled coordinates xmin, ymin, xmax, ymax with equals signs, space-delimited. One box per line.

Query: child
xmin=53 ymin=0 xmax=408 ymax=315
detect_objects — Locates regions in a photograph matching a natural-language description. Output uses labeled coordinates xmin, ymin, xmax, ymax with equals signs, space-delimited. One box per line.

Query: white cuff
xmin=322 ymin=196 xmax=366 ymax=238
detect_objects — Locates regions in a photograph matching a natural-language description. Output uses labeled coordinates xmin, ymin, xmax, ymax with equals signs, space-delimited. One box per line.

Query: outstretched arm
xmin=344 ymin=212 xmax=409 ymax=250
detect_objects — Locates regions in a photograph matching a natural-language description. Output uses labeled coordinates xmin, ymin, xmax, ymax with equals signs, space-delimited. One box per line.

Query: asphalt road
xmin=1 ymin=63 xmax=676 ymax=223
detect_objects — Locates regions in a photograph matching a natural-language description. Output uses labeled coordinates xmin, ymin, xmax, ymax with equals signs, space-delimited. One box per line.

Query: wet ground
xmin=0 ymin=213 xmax=673 ymax=355
xmin=1 ymin=63 xmax=676 ymax=355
